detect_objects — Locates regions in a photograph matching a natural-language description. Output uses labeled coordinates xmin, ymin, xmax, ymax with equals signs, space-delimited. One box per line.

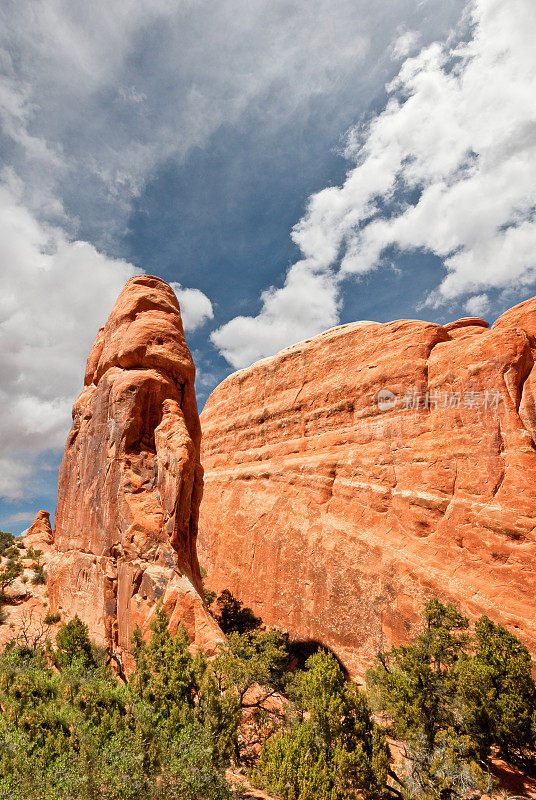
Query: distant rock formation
xmin=198 ymin=297 xmax=536 ymax=676
xmin=24 ymin=510 xmax=53 ymax=548
xmin=0 ymin=511 xmax=54 ymax=648
xmin=48 ymin=275 xmax=221 ymax=661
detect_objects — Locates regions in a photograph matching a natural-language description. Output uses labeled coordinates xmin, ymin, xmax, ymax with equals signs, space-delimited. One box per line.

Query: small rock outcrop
xmin=198 ymin=297 xmax=536 ymax=676
xmin=23 ymin=510 xmax=53 ymax=548
xmin=0 ymin=512 xmax=54 ymax=648
xmin=48 ymin=275 xmax=221 ymax=660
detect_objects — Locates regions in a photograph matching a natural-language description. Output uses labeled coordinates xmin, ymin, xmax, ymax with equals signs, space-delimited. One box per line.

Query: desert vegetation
xmin=0 ymin=590 xmax=535 ymax=800
xmin=367 ymin=599 xmax=536 ymax=799
xmin=0 ymin=532 xmax=49 ymax=629
xmin=0 ymin=531 xmax=24 ymax=625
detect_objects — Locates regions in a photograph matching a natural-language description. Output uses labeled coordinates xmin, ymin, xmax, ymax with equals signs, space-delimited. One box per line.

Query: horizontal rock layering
xmin=48 ymin=275 xmax=221 ymax=661
xmin=198 ymin=298 xmax=536 ymax=676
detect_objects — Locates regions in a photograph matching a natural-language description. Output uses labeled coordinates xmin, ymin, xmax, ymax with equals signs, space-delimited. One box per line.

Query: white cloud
xmin=390 ymin=29 xmax=422 ymax=60
xmin=0 ymin=0 xmax=467 ymax=496
xmin=0 ymin=181 xmax=207 ymax=499
xmin=118 ymin=86 xmax=147 ymax=105
xmin=0 ymin=0 xmax=462 ymax=241
xmin=308 ymin=0 xmax=536 ymax=299
xmin=170 ymin=282 xmax=214 ymax=331
xmin=0 ymin=180 xmax=139 ymax=498
xmin=213 ymin=0 xmax=536 ymax=368
xmin=0 ymin=458 xmax=33 ymax=502
xmin=464 ymin=293 xmax=490 ymax=316
xmin=211 ymin=263 xmax=340 ymax=369
xmin=1 ymin=510 xmax=36 ymax=526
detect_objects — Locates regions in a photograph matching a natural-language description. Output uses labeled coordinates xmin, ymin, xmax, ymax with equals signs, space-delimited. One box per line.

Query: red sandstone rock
xmin=198 ymin=299 xmax=536 ymax=677
xmin=23 ymin=510 xmax=53 ymax=549
xmin=492 ymin=295 xmax=536 ymax=336
xmin=0 ymin=591 xmax=51 ymax=649
xmin=48 ymin=275 xmax=221 ymax=660
xmin=0 ymin=512 xmax=53 ymax=648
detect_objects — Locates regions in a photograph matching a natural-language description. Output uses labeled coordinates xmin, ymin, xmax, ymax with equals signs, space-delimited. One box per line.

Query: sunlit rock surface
xmin=199 ymin=297 xmax=536 ymax=676
xmin=48 ymin=275 xmax=221 ymax=661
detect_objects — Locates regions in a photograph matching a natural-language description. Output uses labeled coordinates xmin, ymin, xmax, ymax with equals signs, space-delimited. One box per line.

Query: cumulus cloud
xmin=211 ymin=263 xmax=340 ymax=369
xmin=170 ymin=282 xmax=214 ymax=332
xmin=464 ymin=293 xmax=491 ymax=317
xmin=0 ymin=510 xmax=36 ymax=526
xmin=0 ymin=0 xmax=464 ymax=500
xmin=213 ymin=0 xmax=536 ymax=368
xmin=0 ymin=457 xmax=33 ymax=503
xmin=390 ymin=29 xmax=422 ymax=59
xmin=0 ymin=179 xmax=209 ymax=500
xmin=0 ymin=179 xmax=139 ymax=498
xmin=0 ymin=0 xmax=458 ymax=242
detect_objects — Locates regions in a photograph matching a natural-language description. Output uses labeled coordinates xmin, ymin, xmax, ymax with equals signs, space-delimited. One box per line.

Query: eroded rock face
xmin=198 ymin=297 xmax=536 ymax=676
xmin=24 ymin=510 xmax=53 ymax=548
xmin=48 ymin=275 xmax=221 ymax=659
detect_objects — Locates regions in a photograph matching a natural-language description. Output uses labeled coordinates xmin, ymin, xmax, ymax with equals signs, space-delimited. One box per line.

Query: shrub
xmin=31 ymin=564 xmax=46 ymax=585
xmin=0 ymin=556 xmax=23 ymax=596
xmin=25 ymin=547 xmax=43 ymax=561
xmin=251 ymin=649 xmax=389 ymax=800
xmin=200 ymin=566 xmax=217 ymax=607
xmin=54 ymin=615 xmax=96 ymax=670
xmin=0 ymin=612 xmax=234 ymax=800
xmin=367 ymin=598 xmax=536 ymax=797
xmin=0 ymin=530 xmax=14 ymax=557
xmin=211 ymin=627 xmax=289 ymax=764
xmin=456 ymin=615 xmax=536 ymax=766
xmin=213 ymin=589 xmax=262 ymax=634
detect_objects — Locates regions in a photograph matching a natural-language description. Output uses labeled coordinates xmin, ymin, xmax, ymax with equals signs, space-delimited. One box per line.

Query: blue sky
xmin=1 ymin=0 xmax=535 ymax=533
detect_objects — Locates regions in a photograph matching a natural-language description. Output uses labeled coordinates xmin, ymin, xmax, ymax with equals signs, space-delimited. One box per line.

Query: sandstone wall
xmin=198 ymin=298 xmax=536 ymax=676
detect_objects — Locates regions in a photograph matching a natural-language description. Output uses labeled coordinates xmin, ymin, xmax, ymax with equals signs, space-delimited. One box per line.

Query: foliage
xmin=129 ymin=608 xmax=198 ymax=738
xmin=0 ymin=537 xmax=16 ymax=622
xmin=213 ymin=628 xmax=288 ymax=704
xmin=53 ymin=615 xmax=97 ymax=670
xmin=212 ymin=627 xmax=289 ymax=763
xmin=2 ymin=590 xmax=533 ymax=800
xmin=25 ymin=547 xmax=43 ymax=561
xmin=31 ymin=564 xmax=47 ymax=585
xmin=251 ymin=649 xmax=389 ymax=800
xmin=199 ymin=566 xmax=217 ymax=607
xmin=368 ymin=600 xmax=469 ymax=748
xmin=0 ymin=609 xmax=234 ymax=800
xmin=131 ymin=605 xmax=247 ymax=777
xmin=399 ymin=729 xmax=490 ymax=800
xmin=213 ymin=589 xmax=262 ymax=635
xmin=456 ymin=615 xmax=536 ymax=766
xmin=43 ymin=611 xmax=61 ymax=626
xmin=7 ymin=607 xmax=57 ymax=651
xmin=0 ymin=535 xmax=22 ymax=628
xmin=367 ymin=598 xmax=536 ymax=798
xmin=0 ymin=531 xmax=14 ymax=557
xmin=0 ymin=554 xmax=23 ymax=596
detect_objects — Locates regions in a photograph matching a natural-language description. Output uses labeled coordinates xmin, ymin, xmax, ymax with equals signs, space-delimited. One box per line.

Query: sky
xmin=1 ymin=0 xmax=535 ymax=533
